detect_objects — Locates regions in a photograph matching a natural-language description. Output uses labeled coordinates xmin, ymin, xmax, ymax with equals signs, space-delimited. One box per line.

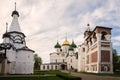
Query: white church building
xmin=0 ymin=4 xmax=34 ymax=74
xmin=41 ymin=25 xmax=113 ymax=74
xmin=41 ymin=39 xmax=78 ymax=71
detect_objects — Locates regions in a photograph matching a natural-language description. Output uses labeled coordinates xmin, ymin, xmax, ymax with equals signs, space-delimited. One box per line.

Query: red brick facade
xmin=86 ymin=55 xmax=89 ymax=64
xmin=91 ymin=51 xmax=98 ymax=63
xmin=101 ymin=51 xmax=110 ymax=62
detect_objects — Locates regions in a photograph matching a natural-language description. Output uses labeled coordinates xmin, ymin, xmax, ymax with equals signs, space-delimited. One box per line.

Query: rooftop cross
xmin=15 ymin=2 xmax=16 ymax=11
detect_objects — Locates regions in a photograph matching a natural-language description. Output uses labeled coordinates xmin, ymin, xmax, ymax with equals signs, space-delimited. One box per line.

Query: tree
xmin=34 ymin=54 xmax=42 ymax=70
xmin=113 ymin=49 xmax=120 ymax=72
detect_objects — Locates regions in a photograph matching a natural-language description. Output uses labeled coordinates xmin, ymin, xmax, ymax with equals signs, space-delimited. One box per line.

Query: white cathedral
xmin=0 ymin=5 xmax=34 ymax=74
xmin=41 ymin=25 xmax=113 ymax=74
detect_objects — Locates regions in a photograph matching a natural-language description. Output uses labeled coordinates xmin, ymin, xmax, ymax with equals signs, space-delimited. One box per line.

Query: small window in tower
xmin=83 ymin=48 xmax=85 ymax=52
xmin=93 ymin=32 xmax=97 ymax=42
xmin=90 ymin=38 xmax=92 ymax=45
xmin=101 ymin=31 xmax=107 ymax=40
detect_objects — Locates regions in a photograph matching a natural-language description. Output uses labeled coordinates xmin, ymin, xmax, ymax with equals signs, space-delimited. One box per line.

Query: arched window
xmin=43 ymin=65 xmax=45 ymax=69
xmin=55 ymin=65 xmax=57 ymax=70
xmin=101 ymin=31 xmax=107 ymax=40
xmin=47 ymin=65 xmax=49 ymax=69
xmin=90 ymin=38 xmax=92 ymax=45
xmin=93 ymin=32 xmax=97 ymax=42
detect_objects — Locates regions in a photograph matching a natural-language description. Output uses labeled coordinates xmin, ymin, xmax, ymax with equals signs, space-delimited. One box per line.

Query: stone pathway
xmin=61 ymin=70 xmax=120 ymax=80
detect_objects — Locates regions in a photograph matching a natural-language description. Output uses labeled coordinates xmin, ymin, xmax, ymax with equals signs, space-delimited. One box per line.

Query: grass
xmin=34 ymin=70 xmax=81 ymax=80
xmin=0 ymin=76 xmax=63 ymax=80
xmin=80 ymin=71 xmax=120 ymax=77
xmin=0 ymin=70 xmax=81 ymax=80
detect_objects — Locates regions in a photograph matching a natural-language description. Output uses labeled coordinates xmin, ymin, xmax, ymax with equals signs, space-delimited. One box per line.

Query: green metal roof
xmin=54 ymin=42 xmax=61 ymax=48
xmin=70 ymin=41 xmax=77 ymax=48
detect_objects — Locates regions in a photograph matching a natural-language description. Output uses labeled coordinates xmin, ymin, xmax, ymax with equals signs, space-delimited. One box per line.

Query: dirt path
xmin=61 ymin=71 xmax=120 ymax=80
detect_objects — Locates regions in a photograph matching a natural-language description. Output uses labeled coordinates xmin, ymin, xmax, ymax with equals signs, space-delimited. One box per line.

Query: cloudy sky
xmin=0 ymin=0 xmax=120 ymax=63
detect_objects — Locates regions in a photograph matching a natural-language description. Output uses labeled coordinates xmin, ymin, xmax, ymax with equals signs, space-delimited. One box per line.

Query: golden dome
xmin=62 ymin=39 xmax=70 ymax=46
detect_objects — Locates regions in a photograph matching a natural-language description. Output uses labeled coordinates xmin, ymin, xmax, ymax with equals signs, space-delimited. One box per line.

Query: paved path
xmin=61 ymin=71 xmax=120 ymax=80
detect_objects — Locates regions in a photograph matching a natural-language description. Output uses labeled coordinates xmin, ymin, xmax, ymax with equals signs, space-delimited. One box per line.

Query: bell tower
xmin=3 ymin=2 xmax=26 ymax=49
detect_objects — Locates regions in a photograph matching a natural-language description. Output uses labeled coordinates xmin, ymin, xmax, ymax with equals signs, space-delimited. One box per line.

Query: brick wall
xmin=91 ymin=51 xmax=97 ymax=62
xmin=101 ymin=51 xmax=110 ymax=62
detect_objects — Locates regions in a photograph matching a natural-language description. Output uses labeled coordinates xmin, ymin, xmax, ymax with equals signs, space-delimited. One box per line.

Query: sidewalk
xmin=61 ymin=70 xmax=120 ymax=80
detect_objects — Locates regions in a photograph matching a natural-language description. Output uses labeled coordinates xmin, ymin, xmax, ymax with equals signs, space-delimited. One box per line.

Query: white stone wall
xmin=15 ymin=50 xmax=34 ymax=74
xmin=62 ymin=46 xmax=69 ymax=53
xmin=78 ymin=45 xmax=85 ymax=72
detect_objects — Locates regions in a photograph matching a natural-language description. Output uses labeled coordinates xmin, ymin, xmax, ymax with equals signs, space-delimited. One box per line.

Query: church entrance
xmin=60 ymin=64 xmax=66 ymax=70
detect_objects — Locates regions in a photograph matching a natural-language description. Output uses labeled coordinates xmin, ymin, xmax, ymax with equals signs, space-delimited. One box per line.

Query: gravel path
xmin=61 ymin=71 xmax=120 ymax=80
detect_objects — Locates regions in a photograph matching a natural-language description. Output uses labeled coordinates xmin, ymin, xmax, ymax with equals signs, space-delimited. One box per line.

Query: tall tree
xmin=113 ymin=49 xmax=120 ymax=72
xmin=34 ymin=54 xmax=42 ymax=70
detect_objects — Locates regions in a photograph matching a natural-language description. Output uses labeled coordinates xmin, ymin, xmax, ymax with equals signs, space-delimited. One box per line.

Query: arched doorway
xmin=61 ymin=64 xmax=66 ymax=70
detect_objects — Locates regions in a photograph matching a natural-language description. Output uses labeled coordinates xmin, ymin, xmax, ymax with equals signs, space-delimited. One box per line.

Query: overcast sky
xmin=0 ymin=0 xmax=120 ymax=63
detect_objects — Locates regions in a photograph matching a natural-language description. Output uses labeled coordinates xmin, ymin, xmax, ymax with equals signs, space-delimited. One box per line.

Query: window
xmin=43 ymin=65 xmax=45 ymax=69
xmin=101 ymin=31 xmax=107 ymax=40
xmin=55 ymin=65 xmax=57 ymax=70
xmin=47 ymin=65 xmax=49 ymax=69
xmin=83 ymin=48 xmax=85 ymax=52
xmin=93 ymin=32 xmax=97 ymax=42
xmin=90 ymin=38 xmax=92 ymax=45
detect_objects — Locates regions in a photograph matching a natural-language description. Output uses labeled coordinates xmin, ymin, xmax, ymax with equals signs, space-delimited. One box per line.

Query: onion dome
xmin=69 ymin=45 xmax=74 ymax=51
xmin=54 ymin=42 xmax=61 ymax=48
xmin=11 ymin=2 xmax=19 ymax=17
xmin=70 ymin=40 xmax=77 ymax=48
xmin=62 ymin=39 xmax=70 ymax=46
xmin=12 ymin=10 xmax=19 ymax=17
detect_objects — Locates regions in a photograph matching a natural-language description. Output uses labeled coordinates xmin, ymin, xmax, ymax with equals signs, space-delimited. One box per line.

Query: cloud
xmin=0 ymin=0 xmax=120 ymax=63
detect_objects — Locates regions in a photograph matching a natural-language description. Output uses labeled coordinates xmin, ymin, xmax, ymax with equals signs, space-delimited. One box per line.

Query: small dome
xmin=69 ymin=46 xmax=74 ymax=51
xmin=62 ymin=39 xmax=70 ymax=46
xmin=71 ymin=41 xmax=77 ymax=48
xmin=54 ymin=42 xmax=61 ymax=48
xmin=12 ymin=10 xmax=19 ymax=17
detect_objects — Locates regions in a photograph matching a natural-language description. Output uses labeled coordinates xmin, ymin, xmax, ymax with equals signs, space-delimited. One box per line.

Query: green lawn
xmin=80 ymin=71 xmax=120 ymax=77
xmin=0 ymin=70 xmax=81 ymax=80
xmin=0 ymin=76 xmax=63 ymax=80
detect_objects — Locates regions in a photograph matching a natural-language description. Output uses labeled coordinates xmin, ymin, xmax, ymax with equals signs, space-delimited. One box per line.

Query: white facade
xmin=41 ymin=40 xmax=78 ymax=71
xmin=0 ymin=8 xmax=34 ymax=74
